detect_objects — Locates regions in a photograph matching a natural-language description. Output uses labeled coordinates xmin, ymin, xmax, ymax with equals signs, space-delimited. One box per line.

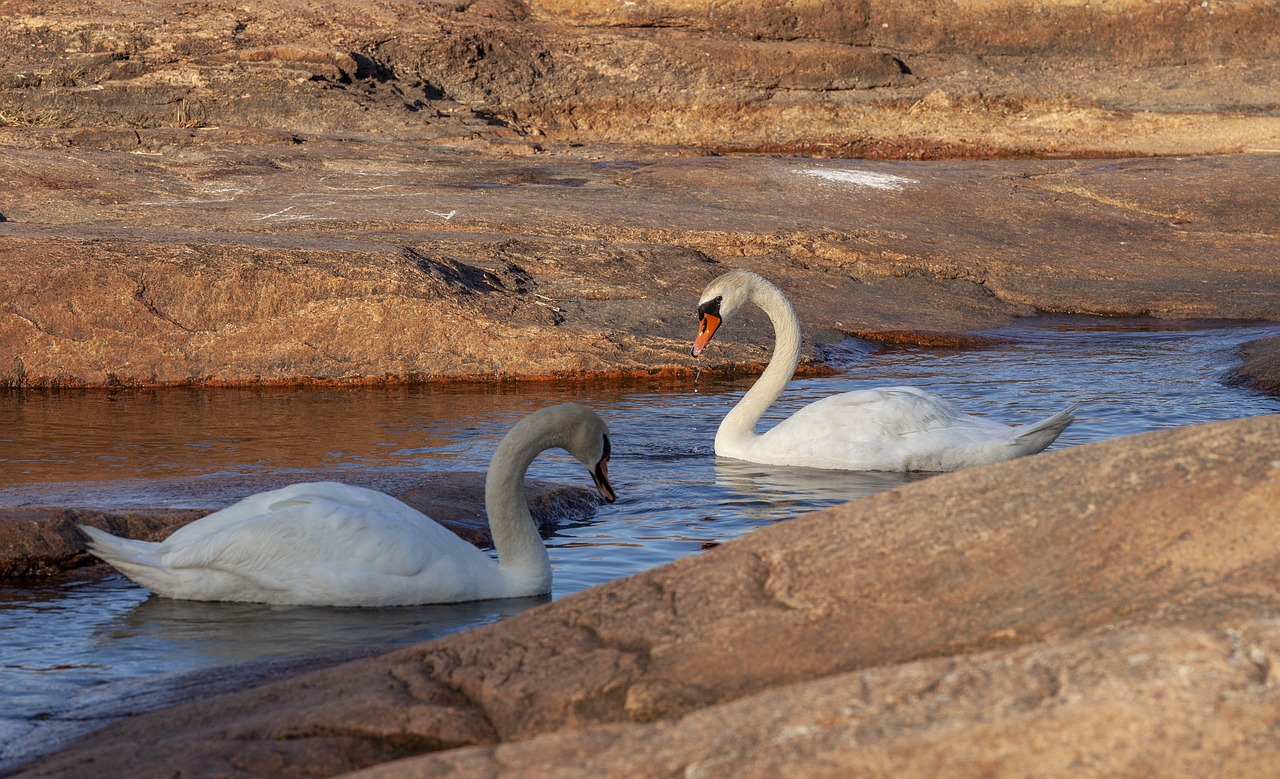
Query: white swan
xmin=692 ymin=270 xmax=1077 ymax=472
xmin=80 ymin=403 xmax=616 ymax=607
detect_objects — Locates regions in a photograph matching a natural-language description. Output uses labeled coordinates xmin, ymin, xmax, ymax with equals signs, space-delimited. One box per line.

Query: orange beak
xmin=691 ymin=313 xmax=721 ymax=357
xmin=591 ymin=456 xmax=616 ymax=503
xmin=591 ymin=435 xmax=616 ymax=503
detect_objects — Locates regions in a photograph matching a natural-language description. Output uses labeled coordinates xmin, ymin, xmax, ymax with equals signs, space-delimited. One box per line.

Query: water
xmin=1 ymin=316 xmax=1278 ymax=769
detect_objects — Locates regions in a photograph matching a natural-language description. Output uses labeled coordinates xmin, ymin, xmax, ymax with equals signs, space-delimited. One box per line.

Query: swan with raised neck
xmin=80 ymin=403 xmax=616 ymax=606
xmin=693 ymin=270 xmax=1077 ymax=472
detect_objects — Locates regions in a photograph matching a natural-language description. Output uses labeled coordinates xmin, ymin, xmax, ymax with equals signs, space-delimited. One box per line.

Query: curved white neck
xmin=716 ymin=277 xmax=802 ymax=451
xmin=485 ymin=430 xmax=552 ymax=593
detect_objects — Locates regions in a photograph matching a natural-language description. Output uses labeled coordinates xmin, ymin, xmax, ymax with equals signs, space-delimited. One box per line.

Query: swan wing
xmin=754 ymin=387 xmax=1023 ymax=471
xmin=158 ymin=483 xmax=489 ymax=588
xmin=775 ymin=387 xmax=1001 ymax=441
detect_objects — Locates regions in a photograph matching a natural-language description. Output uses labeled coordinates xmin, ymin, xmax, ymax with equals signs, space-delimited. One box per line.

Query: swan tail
xmin=1010 ymin=403 xmax=1079 ymax=455
xmin=79 ymin=524 xmax=165 ymax=581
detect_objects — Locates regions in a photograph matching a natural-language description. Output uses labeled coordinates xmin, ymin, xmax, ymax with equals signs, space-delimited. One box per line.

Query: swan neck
xmin=719 ymin=278 xmax=802 ymax=445
xmin=485 ymin=429 xmax=552 ymax=589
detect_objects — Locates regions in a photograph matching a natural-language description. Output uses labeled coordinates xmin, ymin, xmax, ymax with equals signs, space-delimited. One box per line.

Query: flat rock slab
xmin=2 ymin=144 xmax=1278 ymax=388
xmin=13 ymin=413 xmax=1280 ymax=778
xmin=0 ymin=471 xmax=602 ymax=578
xmin=1 ymin=0 xmax=1277 ymax=157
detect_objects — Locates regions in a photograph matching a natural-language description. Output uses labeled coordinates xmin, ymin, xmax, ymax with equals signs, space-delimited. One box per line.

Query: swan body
xmin=692 ymin=270 xmax=1077 ymax=472
xmin=81 ymin=403 xmax=616 ymax=607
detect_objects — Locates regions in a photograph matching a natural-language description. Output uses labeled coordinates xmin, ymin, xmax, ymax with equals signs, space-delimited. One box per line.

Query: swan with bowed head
xmin=80 ymin=403 xmax=616 ymax=607
xmin=692 ymin=270 xmax=1077 ymax=472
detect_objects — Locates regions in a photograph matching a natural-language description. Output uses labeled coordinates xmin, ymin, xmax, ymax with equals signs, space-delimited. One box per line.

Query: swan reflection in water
xmin=107 ymin=591 xmax=550 ymax=664
xmin=712 ymin=457 xmax=932 ymax=522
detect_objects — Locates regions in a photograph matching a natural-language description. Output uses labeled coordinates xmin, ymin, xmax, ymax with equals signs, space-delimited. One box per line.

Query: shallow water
xmin=1 ymin=316 xmax=1278 ymax=768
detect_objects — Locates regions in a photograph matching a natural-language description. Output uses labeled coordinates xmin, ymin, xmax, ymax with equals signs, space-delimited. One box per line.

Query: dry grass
xmin=0 ymin=105 xmax=72 ymax=128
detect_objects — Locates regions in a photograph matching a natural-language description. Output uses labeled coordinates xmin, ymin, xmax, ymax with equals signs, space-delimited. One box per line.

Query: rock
xmin=0 ymin=507 xmax=204 ymax=578
xmin=349 ymin=621 xmax=1280 ymax=778
xmin=1233 ymin=336 xmax=1280 ymax=395
xmin=210 ymin=46 xmax=360 ymax=83
xmin=3 ymin=1 xmax=1278 ymax=774
xmin=12 ymin=413 xmax=1280 ymax=778
xmin=1 ymin=0 xmax=1276 ymax=156
xmin=2 ymin=147 xmax=1277 ymax=388
xmin=527 ymin=0 xmax=1280 ymax=66
xmin=0 ymin=471 xmax=603 ymax=578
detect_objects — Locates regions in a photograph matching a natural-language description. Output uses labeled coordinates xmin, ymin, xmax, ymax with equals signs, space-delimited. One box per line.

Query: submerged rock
xmin=12 ymin=413 xmax=1280 ymax=777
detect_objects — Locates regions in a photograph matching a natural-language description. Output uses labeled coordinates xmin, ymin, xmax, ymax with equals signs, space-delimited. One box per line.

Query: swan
xmin=692 ymin=270 xmax=1077 ymax=472
xmin=79 ymin=403 xmax=616 ymax=607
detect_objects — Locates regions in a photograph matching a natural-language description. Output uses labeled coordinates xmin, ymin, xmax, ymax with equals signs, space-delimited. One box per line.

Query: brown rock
xmin=2 ymin=0 xmax=1276 ymax=155
xmin=349 ymin=621 xmax=1280 ymax=778
xmin=0 ymin=507 xmax=205 ymax=578
xmin=2 ymin=148 xmax=1277 ymax=388
xmin=528 ymin=0 xmax=1280 ymax=65
xmin=4 ymin=1 xmax=1278 ymax=774
xmin=1233 ymin=336 xmax=1280 ymax=394
xmin=14 ymin=413 xmax=1280 ymax=778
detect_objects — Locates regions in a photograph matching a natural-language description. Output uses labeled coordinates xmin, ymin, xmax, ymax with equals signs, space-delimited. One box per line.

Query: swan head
xmin=692 ymin=270 xmax=763 ymax=357
xmin=537 ymin=402 xmax=617 ymax=504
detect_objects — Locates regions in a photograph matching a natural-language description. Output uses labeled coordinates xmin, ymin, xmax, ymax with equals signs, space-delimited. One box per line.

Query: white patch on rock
xmin=774 ymin=723 xmax=821 ymax=743
xmin=800 ymin=167 xmax=920 ymax=191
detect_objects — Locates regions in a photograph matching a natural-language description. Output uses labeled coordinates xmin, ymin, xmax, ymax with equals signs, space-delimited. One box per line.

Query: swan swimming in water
xmin=80 ymin=403 xmax=616 ymax=607
xmin=692 ymin=270 xmax=1077 ymax=472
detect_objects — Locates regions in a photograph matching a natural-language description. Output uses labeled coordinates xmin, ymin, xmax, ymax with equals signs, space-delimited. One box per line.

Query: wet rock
xmin=0 ymin=507 xmax=204 ymax=578
xmin=1233 ymin=336 xmax=1280 ymax=395
xmin=12 ymin=413 xmax=1280 ymax=778
xmin=0 ymin=472 xmax=602 ymax=578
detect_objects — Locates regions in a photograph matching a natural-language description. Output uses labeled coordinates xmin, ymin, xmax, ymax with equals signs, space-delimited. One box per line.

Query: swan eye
xmin=601 ymin=434 xmax=612 ymax=461
xmin=697 ymin=296 xmax=723 ymax=323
